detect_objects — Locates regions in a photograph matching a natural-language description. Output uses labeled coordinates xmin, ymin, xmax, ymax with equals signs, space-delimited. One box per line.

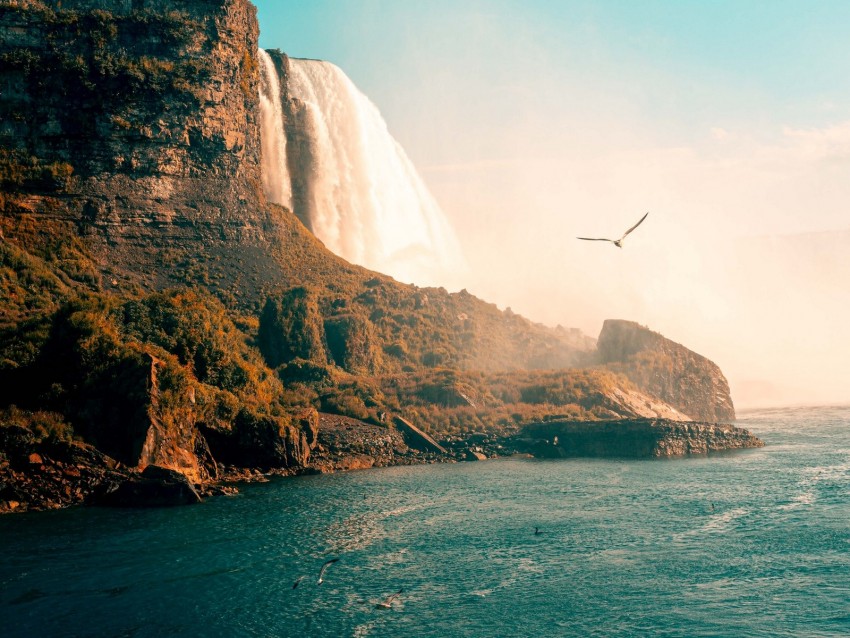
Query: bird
xmin=534 ymin=527 xmax=543 ymax=535
xmin=375 ymin=588 xmax=404 ymax=610
xmin=317 ymin=558 xmax=339 ymax=585
xmin=292 ymin=575 xmax=305 ymax=589
xmin=577 ymin=212 xmax=649 ymax=248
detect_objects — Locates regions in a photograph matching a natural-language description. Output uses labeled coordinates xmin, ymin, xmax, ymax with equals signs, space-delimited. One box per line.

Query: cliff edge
xmin=0 ymin=1 xmax=749 ymax=513
xmin=597 ymin=320 xmax=735 ymax=422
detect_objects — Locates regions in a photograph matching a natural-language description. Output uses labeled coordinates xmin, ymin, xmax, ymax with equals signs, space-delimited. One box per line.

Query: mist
xmin=371 ymin=8 xmax=850 ymax=409
xmin=422 ymin=136 xmax=850 ymax=409
xmin=254 ymin=0 xmax=850 ymax=408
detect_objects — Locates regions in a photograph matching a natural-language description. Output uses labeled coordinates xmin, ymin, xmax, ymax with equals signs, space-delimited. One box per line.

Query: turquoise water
xmin=2 ymin=405 xmax=849 ymax=637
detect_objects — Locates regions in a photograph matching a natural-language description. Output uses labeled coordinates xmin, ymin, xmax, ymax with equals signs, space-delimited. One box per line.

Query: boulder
xmin=393 ymin=416 xmax=447 ymax=454
xmin=93 ymin=465 xmax=201 ymax=508
xmin=465 ymin=450 xmax=488 ymax=461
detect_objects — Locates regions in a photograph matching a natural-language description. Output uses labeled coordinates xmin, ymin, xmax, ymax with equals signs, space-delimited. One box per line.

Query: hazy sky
xmin=253 ymin=0 xmax=850 ymax=408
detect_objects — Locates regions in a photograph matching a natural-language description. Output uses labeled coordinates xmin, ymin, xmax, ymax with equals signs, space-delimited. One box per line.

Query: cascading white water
xmin=258 ymin=49 xmax=292 ymax=209
xmin=258 ymin=50 xmax=465 ymax=287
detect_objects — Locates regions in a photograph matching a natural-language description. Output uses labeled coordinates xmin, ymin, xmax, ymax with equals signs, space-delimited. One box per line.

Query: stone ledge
xmin=516 ymin=418 xmax=764 ymax=459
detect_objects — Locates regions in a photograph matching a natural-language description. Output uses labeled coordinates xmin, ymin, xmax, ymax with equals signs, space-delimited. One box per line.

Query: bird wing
xmin=577 ymin=237 xmax=614 ymax=242
xmin=619 ymin=212 xmax=649 ymax=240
xmin=377 ymin=589 xmax=403 ymax=607
xmin=318 ymin=558 xmax=339 ymax=581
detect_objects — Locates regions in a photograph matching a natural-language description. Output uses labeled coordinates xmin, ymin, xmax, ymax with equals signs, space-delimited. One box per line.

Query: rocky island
xmin=0 ymin=0 xmax=762 ymax=513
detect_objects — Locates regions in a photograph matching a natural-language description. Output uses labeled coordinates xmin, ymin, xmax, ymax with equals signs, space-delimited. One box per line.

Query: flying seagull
xmin=317 ymin=558 xmax=339 ymax=585
xmin=577 ymin=212 xmax=649 ymax=248
xmin=375 ymin=589 xmax=404 ymax=610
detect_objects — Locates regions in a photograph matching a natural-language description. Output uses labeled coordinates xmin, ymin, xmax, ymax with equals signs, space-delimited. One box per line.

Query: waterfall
xmin=257 ymin=50 xmax=465 ymax=287
xmin=258 ymin=49 xmax=292 ymax=209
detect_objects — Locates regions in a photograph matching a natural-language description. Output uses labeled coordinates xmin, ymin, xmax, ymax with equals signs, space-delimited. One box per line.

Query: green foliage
xmin=117 ymin=290 xmax=283 ymax=409
xmin=324 ymin=312 xmax=383 ymax=374
xmin=258 ymin=287 xmax=327 ymax=368
xmin=320 ymin=391 xmax=370 ymax=421
xmin=0 ymin=150 xmax=73 ymax=190
xmin=0 ymin=284 xmax=292 ymax=459
xmin=1 ymin=218 xmax=101 ymax=290
xmin=0 ymin=405 xmax=74 ymax=443
xmin=0 ymin=240 xmax=69 ymax=329
xmin=278 ymin=358 xmax=334 ymax=385
xmin=377 ymin=367 xmax=634 ymax=437
xmin=5 ymin=294 xmax=154 ymax=459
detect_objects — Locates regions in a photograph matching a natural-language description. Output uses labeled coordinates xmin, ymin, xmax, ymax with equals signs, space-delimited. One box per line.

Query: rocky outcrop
xmin=0 ymin=424 xmax=127 ymax=513
xmin=517 ymin=418 xmax=762 ymax=459
xmin=0 ymin=0 xmax=287 ymax=302
xmin=138 ymin=353 xmax=216 ymax=484
xmin=93 ymin=464 xmax=201 ymax=507
xmin=307 ymin=413 xmax=418 ymax=472
xmin=201 ymin=407 xmax=318 ymax=470
xmin=596 ymin=320 xmax=736 ymax=422
xmin=392 ymin=416 xmax=447 ymax=454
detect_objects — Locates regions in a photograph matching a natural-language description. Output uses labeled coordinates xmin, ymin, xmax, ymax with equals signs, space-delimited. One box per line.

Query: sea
xmin=2 ymin=405 xmax=849 ymax=638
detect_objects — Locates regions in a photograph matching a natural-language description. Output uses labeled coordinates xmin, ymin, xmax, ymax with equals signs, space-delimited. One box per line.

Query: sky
xmin=253 ymin=0 xmax=850 ymax=408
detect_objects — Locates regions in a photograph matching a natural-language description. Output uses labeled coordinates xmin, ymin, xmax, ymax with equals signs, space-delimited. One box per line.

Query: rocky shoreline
xmin=1 ymin=415 xmax=763 ymax=514
xmin=0 ymin=0 xmax=751 ymax=516
xmin=516 ymin=418 xmax=765 ymax=459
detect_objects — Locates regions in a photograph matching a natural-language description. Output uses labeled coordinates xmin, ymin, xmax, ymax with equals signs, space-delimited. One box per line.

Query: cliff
xmin=596 ymin=320 xmax=736 ymax=422
xmin=0 ymin=1 xmax=748 ymax=512
xmin=0 ymin=0 xmax=278 ymax=333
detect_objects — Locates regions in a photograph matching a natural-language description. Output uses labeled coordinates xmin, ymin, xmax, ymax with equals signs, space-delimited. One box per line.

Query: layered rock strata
xmin=0 ymin=0 xmax=283 ymax=299
xmin=518 ymin=418 xmax=763 ymax=459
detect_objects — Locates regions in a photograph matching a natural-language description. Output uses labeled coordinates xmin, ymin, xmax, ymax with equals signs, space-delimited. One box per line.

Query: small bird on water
xmin=317 ymin=558 xmax=339 ymax=585
xmin=375 ymin=588 xmax=404 ymax=610
xmin=534 ymin=527 xmax=543 ymax=535
xmin=577 ymin=211 xmax=649 ymax=248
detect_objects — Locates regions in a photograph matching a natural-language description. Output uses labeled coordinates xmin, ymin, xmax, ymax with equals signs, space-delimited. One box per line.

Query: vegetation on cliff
xmin=0 ymin=0 xmax=741 ymax=512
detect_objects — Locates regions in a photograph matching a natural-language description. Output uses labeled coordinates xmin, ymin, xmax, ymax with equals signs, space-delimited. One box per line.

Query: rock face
xmin=138 ymin=353 xmax=217 ymax=484
xmin=308 ymin=413 xmax=417 ymax=472
xmin=201 ymin=407 xmax=317 ymax=469
xmin=596 ymin=320 xmax=736 ymax=422
xmin=0 ymin=424 xmax=127 ymax=513
xmin=0 ymin=1 xmax=748 ymax=514
xmin=518 ymin=418 xmax=763 ymax=459
xmin=0 ymin=0 xmax=286 ymax=300
xmin=93 ymin=464 xmax=202 ymax=508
